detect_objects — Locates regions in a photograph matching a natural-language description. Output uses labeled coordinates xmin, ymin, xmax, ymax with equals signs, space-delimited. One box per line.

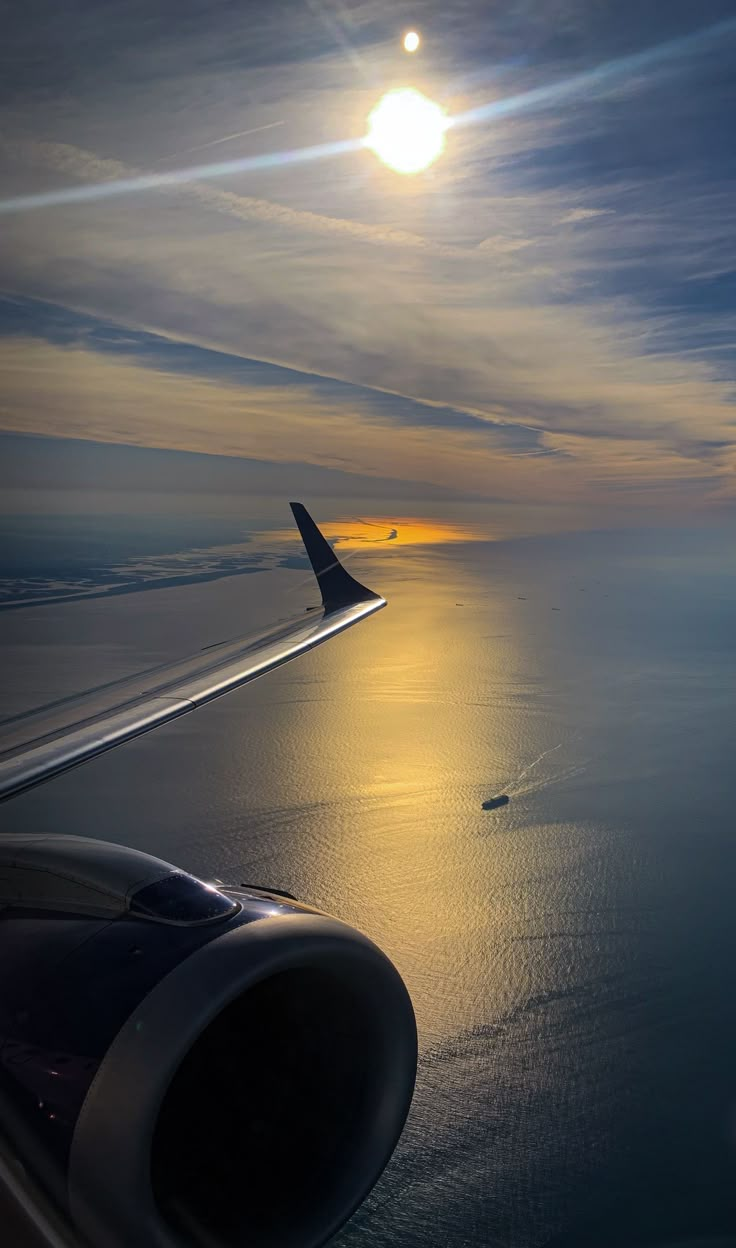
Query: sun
xmin=365 ymin=88 xmax=447 ymax=175
xmin=403 ymin=30 xmax=420 ymax=53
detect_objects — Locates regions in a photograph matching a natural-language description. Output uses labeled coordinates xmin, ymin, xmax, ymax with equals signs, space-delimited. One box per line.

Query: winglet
xmin=290 ymin=502 xmax=383 ymax=613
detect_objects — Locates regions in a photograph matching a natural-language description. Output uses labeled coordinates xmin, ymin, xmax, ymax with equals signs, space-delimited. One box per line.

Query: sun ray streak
xmin=2 ymin=17 xmax=732 ymax=217
xmin=451 ymin=16 xmax=736 ymax=131
xmin=0 ymin=137 xmax=362 ymax=216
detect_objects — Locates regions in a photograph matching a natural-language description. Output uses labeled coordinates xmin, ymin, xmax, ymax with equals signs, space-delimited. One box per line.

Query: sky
xmin=1 ymin=0 xmax=736 ymax=530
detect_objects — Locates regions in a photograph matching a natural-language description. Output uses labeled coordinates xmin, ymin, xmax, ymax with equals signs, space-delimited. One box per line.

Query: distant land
xmin=0 ymin=514 xmax=313 ymax=610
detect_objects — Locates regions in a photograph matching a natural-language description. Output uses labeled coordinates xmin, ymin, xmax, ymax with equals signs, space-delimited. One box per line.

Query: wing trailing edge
xmin=0 ymin=504 xmax=385 ymax=803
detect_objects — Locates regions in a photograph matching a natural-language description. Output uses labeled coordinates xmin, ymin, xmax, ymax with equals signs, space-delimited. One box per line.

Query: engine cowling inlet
xmin=0 ymin=836 xmax=417 ymax=1248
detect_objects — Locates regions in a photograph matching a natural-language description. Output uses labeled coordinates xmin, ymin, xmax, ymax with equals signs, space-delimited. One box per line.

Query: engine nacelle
xmin=0 ymin=836 xmax=417 ymax=1248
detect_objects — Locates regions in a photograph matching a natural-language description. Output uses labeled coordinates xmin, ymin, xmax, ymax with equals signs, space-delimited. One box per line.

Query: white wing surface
xmin=0 ymin=502 xmax=385 ymax=802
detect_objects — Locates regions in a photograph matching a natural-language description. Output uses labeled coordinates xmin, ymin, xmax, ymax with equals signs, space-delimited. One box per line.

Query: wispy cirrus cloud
xmin=558 ymin=207 xmax=614 ymax=224
xmin=0 ymin=333 xmax=578 ymax=503
xmin=1 ymin=0 xmax=735 ymax=522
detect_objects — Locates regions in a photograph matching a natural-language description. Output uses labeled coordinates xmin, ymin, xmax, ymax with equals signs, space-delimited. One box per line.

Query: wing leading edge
xmin=0 ymin=503 xmax=385 ymax=803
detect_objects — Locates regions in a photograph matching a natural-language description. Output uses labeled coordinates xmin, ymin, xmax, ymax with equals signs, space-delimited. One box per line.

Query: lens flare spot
xmin=365 ymin=88 xmax=446 ymax=174
xmin=403 ymin=31 xmax=420 ymax=53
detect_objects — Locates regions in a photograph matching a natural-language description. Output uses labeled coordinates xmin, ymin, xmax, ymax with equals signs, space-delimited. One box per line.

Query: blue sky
xmin=1 ymin=0 xmax=735 ymax=527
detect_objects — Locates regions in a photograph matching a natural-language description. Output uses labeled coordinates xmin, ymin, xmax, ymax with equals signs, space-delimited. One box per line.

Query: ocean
xmin=2 ymin=516 xmax=736 ymax=1247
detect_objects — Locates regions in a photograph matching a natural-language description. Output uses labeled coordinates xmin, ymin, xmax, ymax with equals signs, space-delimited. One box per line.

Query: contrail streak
xmin=1 ymin=16 xmax=731 ymax=218
xmin=162 ymin=121 xmax=285 ymax=161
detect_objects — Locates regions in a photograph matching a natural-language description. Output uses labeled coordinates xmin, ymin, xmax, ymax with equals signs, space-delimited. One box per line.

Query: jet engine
xmin=0 ymin=835 xmax=417 ymax=1248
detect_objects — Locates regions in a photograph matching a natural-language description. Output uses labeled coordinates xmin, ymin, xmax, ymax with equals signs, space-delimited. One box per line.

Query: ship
xmin=482 ymin=794 xmax=510 ymax=810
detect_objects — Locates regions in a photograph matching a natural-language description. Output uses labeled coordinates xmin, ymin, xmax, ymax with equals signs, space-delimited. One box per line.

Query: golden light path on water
xmin=234 ymin=523 xmax=531 ymax=1043
xmin=3 ymin=519 xmax=735 ymax=1241
xmin=0 ymin=529 xmax=572 ymax=1049
xmin=264 ymin=516 xmax=489 ymax=551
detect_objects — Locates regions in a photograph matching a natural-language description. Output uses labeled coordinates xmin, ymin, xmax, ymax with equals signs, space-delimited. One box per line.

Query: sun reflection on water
xmin=266 ymin=515 xmax=491 ymax=551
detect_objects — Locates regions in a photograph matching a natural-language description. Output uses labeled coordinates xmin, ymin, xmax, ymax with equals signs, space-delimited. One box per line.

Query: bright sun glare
xmin=365 ymin=88 xmax=447 ymax=174
xmin=403 ymin=30 xmax=420 ymax=53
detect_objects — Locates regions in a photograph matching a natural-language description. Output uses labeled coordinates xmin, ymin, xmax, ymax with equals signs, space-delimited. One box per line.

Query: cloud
xmin=0 ymin=295 xmax=546 ymax=449
xmin=559 ymin=207 xmax=615 ymax=224
xmin=2 ymin=330 xmax=733 ymax=512
xmin=0 ymin=336 xmax=568 ymax=501
xmin=1 ymin=1 xmax=735 ymax=520
xmin=0 ymin=134 xmax=474 ymax=257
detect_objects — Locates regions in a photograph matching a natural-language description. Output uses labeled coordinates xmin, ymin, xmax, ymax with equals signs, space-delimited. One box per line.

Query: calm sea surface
xmin=2 ymin=523 xmax=736 ymax=1247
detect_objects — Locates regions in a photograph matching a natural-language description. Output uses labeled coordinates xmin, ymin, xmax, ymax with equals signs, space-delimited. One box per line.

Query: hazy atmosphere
xmin=2 ymin=2 xmax=736 ymax=1246
xmin=2 ymin=1 xmax=736 ymax=523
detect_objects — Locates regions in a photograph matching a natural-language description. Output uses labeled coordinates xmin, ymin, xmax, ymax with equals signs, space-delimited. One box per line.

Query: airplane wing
xmin=0 ymin=501 xmax=385 ymax=803
xmin=0 ymin=503 xmax=415 ymax=1248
